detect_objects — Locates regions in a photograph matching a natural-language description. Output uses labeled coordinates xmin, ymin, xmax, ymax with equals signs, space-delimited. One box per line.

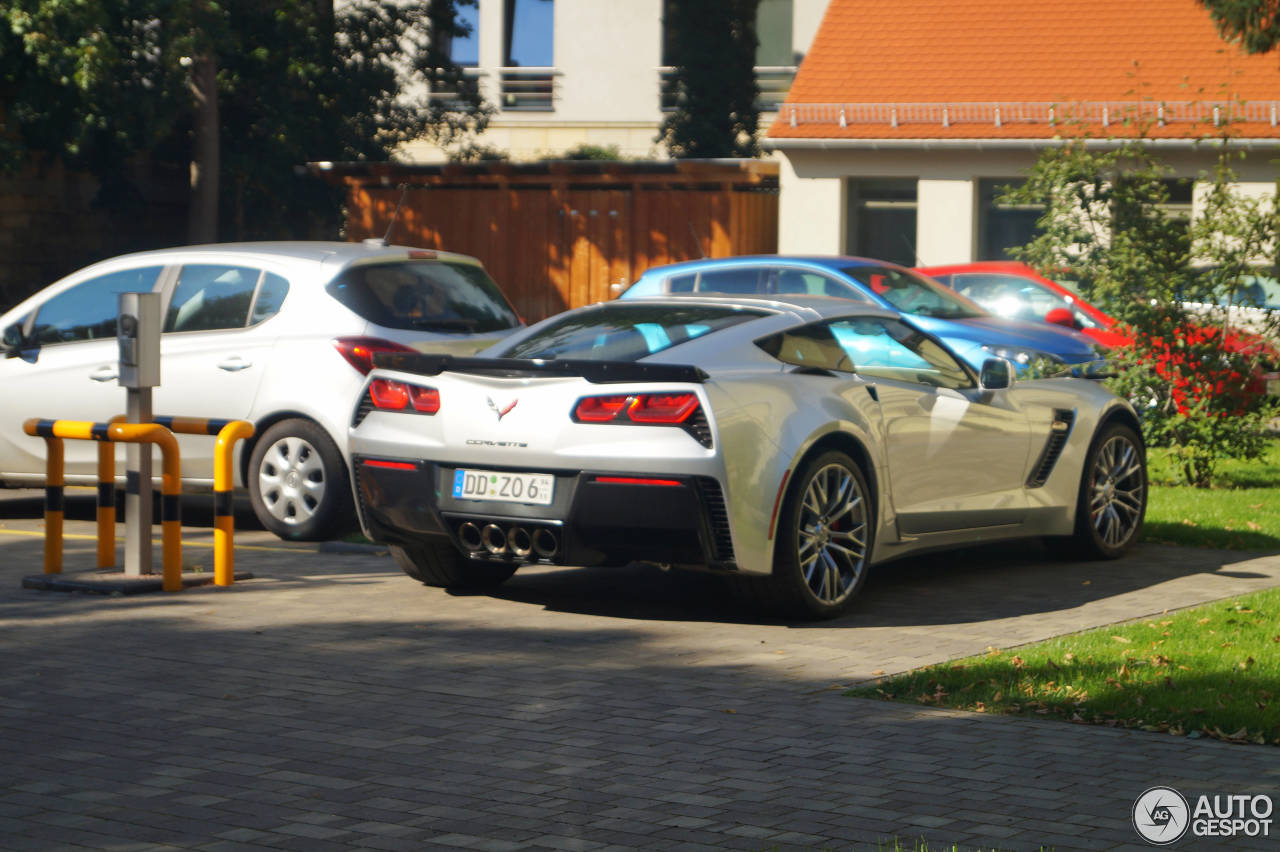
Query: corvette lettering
xmin=465 ymin=439 xmax=529 ymax=448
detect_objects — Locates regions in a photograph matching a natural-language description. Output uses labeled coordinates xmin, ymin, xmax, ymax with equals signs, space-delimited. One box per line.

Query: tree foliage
xmin=1003 ymin=140 xmax=1279 ymax=486
xmin=1198 ymin=0 xmax=1280 ymax=54
xmin=658 ymin=0 xmax=761 ymax=158
xmin=0 ymin=0 xmax=490 ymax=239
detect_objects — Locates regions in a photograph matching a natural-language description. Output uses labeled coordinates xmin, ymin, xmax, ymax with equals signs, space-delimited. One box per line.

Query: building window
xmin=846 ymin=179 xmax=918 ymax=267
xmin=502 ymin=0 xmax=555 ymax=110
xmin=977 ymin=179 xmax=1042 ymax=261
xmin=756 ymin=0 xmax=793 ymax=66
xmin=661 ymin=0 xmax=796 ymax=112
xmin=447 ymin=1 xmax=479 ymax=67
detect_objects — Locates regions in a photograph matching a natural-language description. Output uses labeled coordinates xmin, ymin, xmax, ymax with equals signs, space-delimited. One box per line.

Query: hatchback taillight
xmin=334 ymin=337 xmax=418 ymax=375
xmin=368 ymin=379 xmax=440 ymax=414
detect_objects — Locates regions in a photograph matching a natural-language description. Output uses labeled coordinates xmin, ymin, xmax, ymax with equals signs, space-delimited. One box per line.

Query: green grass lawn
xmin=1142 ymin=438 xmax=1280 ymax=550
xmin=851 ymin=587 xmax=1280 ymax=746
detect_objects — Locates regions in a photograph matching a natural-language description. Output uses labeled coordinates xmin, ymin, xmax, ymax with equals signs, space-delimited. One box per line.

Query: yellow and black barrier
xmin=24 ymin=419 xmax=183 ymax=590
xmin=153 ymin=416 xmax=255 ymax=586
xmin=22 ymin=416 xmax=253 ymax=592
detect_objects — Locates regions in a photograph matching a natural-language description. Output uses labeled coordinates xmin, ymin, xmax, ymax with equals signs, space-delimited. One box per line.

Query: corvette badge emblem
xmin=487 ymin=396 xmax=518 ymax=421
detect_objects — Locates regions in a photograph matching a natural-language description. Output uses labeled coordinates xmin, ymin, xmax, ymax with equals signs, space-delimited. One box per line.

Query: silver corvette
xmin=348 ymin=296 xmax=1147 ymax=619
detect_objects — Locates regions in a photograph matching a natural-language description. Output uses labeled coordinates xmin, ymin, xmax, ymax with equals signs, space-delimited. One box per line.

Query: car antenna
xmin=688 ymin=222 xmax=707 ymax=259
xmin=381 ymin=183 xmax=410 ymax=246
xmin=903 ymin=235 xmax=922 ymax=267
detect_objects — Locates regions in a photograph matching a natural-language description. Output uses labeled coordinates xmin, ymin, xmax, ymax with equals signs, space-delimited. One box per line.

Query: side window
xmin=249 ymin=272 xmax=289 ymax=325
xmin=165 ymin=265 xmax=261 ymax=333
xmin=694 ymin=267 xmax=768 ymax=295
xmin=31 ymin=266 xmax=164 ymax=345
xmin=755 ymin=323 xmax=853 ymax=372
xmin=668 ymin=273 xmax=696 ymax=293
xmin=775 ymin=269 xmax=870 ymax=300
xmin=829 ymin=317 xmax=973 ymax=390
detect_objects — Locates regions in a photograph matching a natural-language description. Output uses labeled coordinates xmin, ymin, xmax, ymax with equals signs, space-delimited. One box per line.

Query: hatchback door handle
xmin=217 ymin=357 xmax=252 ymax=372
xmin=90 ymin=366 xmax=118 ymax=382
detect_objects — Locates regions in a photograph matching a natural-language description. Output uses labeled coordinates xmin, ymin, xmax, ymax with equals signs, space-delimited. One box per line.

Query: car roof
xmin=637 ymin=255 xmax=909 ymax=276
xmin=73 ymin=241 xmax=482 ymax=270
xmin=617 ymin=294 xmax=901 ymax=321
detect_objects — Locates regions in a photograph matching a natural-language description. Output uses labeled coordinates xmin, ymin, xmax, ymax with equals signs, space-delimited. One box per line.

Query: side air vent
xmin=1027 ymin=409 xmax=1076 ymax=488
xmin=352 ymin=393 xmax=375 ymax=427
xmin=696 ymin=477 xmax=736 ymax=563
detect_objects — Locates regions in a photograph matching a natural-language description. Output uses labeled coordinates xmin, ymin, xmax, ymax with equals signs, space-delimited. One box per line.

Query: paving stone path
xmin=1 ymin=495 xmax=1278 ymax=851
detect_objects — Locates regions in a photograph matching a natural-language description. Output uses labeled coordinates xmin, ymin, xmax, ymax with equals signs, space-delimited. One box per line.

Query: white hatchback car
xmin=0 ymin=241 xmax=522 ymax=540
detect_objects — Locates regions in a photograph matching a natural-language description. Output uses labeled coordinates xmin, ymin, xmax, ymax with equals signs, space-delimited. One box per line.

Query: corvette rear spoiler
xmin=372 ymin=353 xmax=710 ymax=384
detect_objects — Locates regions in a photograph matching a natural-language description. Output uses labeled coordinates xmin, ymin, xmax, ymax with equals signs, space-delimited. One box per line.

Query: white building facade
xmin=400 ymin=0 xmax=828 ymax=162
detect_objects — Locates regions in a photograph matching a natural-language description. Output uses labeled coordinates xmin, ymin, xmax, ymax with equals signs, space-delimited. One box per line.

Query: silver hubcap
xmin=257 ymin=436 xmax=326 ymax=526
xmin=796 ymin=463 xmax=868 ymax=606
xmin=1090 ymin=435 xmax=1144 ymax=548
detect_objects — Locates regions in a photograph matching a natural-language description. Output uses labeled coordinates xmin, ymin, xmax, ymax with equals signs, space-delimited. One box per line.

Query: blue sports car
xmin=619 ymin=256 xmax=1109 ymax=377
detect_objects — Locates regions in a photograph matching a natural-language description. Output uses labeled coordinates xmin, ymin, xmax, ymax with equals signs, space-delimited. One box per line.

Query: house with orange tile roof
xmin=764 ymin=0 xmax=1280 ymax=267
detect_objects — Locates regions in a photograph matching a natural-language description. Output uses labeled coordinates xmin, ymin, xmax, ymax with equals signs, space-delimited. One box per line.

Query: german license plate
xmin=452 ymin=468 xmax=555 ymax=506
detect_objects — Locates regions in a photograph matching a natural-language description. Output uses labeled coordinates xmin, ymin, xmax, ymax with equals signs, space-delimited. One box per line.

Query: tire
xmin=1071 ymin=422 xmax=1147 ymax=559
xmin=248 ymin=418 xmax=353 ymax=541
xmin=765 ymin=450 xmax=874 ymax=620
xmin=391 ymin=541 xmax=517 ymax=589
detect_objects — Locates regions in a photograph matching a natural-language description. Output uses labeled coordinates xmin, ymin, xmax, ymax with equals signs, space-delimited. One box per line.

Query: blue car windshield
xmin=842 ymin=266 xmax=987 ymax=319
xmin=497 ymin=303 xmax=765 ymax=361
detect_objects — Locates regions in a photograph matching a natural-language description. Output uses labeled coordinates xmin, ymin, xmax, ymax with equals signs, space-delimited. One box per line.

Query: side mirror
xmin=1044 ymin=307 xmax=1079 ymax=329
xmin=979 ymin=357 xmax=1014 ymax=390
xmin=2 ymin=322 xmax=25 ymax=357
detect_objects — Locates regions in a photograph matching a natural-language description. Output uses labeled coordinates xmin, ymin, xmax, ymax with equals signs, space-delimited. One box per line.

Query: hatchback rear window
xmin=496 ymin=304 xmax=765 ymax=361
xmin=327 ymin=260 xmax=519 ymax=333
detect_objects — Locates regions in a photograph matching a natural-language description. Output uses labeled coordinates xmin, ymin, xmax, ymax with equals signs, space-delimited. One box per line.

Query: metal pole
xmin=124 ymin=386 xmax=153 ymax=576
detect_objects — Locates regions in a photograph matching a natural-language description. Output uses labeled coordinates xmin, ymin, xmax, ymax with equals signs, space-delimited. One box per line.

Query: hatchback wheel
xmin=248 ymin=418 xmax=352 ymax=541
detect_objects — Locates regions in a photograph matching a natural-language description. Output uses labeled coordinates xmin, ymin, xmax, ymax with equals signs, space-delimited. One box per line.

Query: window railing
xmin=659 ymin=66 xmax=798 ymax=113
xmin=780 ymin=100 xmax=1280 ymax=129
xmin=500 ymin=68 xmax=559 ymax=111
xmin=425 ymin=67 xmax=484 ymax=111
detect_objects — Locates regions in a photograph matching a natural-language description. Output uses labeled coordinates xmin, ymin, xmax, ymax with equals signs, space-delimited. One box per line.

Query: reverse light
xmin=334 ymin=337 xmax=418 ymax=375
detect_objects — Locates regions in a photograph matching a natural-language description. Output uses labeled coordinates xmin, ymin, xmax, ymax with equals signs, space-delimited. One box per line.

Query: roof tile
xmin=769 ymin=0 xmax=1280 ymax=140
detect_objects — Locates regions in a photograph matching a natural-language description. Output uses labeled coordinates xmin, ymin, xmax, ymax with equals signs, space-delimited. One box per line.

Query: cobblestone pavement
xmin=1 ymin=492 xmax=1278 ymax=851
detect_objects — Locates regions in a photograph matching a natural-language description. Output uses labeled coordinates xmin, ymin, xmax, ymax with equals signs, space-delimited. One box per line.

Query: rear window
xmin=496 ymin=304 xmax=765 ymax=361
xmin=327 ymin=260 xmax=519 ymax=334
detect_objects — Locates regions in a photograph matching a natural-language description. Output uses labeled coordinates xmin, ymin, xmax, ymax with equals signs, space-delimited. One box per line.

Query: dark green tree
xmin=0 ymin=0 xmax=489 ymax=241
xmin=658 ymin=0 xmax=761 ymax=158
xmin=1198 ymin=0 xmax=1280 ymax=53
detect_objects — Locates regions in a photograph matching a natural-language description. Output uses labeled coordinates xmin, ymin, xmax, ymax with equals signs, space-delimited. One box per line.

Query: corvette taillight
xmin=334 ymin=337 xmax=418 ymax=375
xmin=573 ymin=395 xmax=630 ymax=422
xmin=628 ymin=392 xmax=699 ymax=424
xmin=369 ymin=379 xmax=440 ymax=414
xmin=572 ymin=392 xmax=700 ymax=425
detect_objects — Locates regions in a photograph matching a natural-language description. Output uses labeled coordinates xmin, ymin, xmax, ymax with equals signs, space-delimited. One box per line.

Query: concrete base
xmin=22 ymin=570 xmax=254 ymax=595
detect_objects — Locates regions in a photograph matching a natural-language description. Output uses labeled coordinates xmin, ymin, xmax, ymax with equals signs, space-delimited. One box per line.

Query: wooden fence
xmin=311 ymin=159 xmax=779 ymax=322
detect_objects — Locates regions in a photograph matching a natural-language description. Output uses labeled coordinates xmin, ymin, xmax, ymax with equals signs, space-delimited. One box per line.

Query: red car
xmin=918 ymin=261 xmax=1278 ymax=407
xmin=916 ymin=261 xmax=1130 ymax=348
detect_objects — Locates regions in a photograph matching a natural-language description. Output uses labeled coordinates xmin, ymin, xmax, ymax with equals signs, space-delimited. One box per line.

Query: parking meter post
xmin=23 ymin=419 xmax=64 ymax=575
xmin=118 ymin=293 xmax=161 ymax=578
